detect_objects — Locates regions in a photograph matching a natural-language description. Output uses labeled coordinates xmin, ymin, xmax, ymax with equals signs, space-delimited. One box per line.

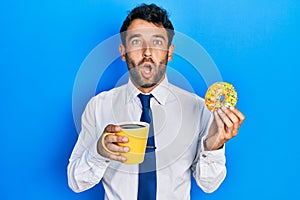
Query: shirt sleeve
xmin=191 ymin=103 xmax=227 ymax=193
xmin=67 ymin=96 xmax=110 ymax=193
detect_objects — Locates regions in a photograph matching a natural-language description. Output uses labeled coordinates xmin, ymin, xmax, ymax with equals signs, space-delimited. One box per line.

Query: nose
xmin=143 ymin=43 xmax=152 ymax=57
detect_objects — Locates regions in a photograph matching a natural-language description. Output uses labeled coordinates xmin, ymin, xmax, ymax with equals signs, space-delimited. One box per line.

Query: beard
xmin=125 ymin=53 xmax=168 ymax=88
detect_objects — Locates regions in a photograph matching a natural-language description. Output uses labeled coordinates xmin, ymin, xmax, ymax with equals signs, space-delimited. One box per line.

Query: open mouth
xmin=141 ymin=64 xmax=154 ymax=78
xmin=143 ymin=64 xmax=152 ymax=73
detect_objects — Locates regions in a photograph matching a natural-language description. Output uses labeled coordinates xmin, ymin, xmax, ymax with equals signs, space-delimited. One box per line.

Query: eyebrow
xmin=127 ymin=34 xmax=167 ymax=42
xmin=153 ymin=34 xmax=166 ymax=41
xmin=127 ymin=34 xmax=142 ymax=42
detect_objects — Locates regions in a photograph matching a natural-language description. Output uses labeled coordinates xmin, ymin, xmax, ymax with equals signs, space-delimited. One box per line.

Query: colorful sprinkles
xmin=205 ymin=82 xmax=238 ymax=112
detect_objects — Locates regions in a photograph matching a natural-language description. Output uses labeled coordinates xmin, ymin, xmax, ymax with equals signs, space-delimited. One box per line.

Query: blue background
xmin=1 ymin=0 xmax=299 ymax=199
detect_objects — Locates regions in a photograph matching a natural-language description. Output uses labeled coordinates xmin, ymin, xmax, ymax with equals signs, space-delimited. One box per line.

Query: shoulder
xmin=168 ymin=83 xmax=205 ymax=105
xmin=95 ymin=84 xmax=126 ymax=99
xmin=88 ymin=84 xmax=127 ymax=106
xmin=167 ymin=83 xmax=213 ymax=125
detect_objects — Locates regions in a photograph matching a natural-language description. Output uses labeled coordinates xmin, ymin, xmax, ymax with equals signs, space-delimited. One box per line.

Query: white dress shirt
xmin=68 ymin=77 xmax=226 ymax=200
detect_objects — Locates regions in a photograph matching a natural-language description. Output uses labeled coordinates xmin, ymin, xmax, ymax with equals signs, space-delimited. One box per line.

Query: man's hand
xmin=97 ymin=124 xmax=130 ymax=163
xmin=205 ymin=106 xmax=245 ymax=151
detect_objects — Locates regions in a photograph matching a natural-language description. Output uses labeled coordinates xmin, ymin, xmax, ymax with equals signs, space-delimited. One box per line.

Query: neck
xmin=131 ymin=74 xmax=165 ymax=94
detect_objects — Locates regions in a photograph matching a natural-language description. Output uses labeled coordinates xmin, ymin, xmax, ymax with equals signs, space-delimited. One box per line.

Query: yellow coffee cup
xmin=101 ymin=122 xmax=149 ymax=164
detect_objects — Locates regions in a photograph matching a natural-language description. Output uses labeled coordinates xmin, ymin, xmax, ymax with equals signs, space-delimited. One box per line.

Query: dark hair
xmin=120 ymin=3 xmax=174 ymax=46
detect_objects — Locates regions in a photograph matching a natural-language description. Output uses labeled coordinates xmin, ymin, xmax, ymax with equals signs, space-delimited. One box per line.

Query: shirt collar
xmin=126 ymin=76 xmax=170 ymax=105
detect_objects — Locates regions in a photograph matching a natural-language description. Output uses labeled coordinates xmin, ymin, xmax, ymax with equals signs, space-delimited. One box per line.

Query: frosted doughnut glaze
xmin=205 ymin=82 xmax=238 ymax=112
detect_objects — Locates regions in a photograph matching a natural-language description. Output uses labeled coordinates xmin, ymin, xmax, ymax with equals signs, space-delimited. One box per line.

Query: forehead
xmin=126 ymin=19 xmax=168 ymax=39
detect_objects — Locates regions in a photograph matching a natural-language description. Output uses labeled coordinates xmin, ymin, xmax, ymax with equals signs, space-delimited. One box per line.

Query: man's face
xmin=120 ymin=19 xmax=174 ymax=91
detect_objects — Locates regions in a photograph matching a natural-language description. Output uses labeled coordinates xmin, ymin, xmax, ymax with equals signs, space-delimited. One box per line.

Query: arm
xmin=67 ymin=97 xmax=110 ymax=193
xmin=192 ymin=106 xmax=245 ymax=193
xmin=192 ymin=136 xmax=227 ymax=193
xmin=191 ymin=108 xmax=227 ymax=193
xmin=67 ymin=97 xmax=130 ymax=193
xmin=204 ymin=106 xmax=245 ymax=151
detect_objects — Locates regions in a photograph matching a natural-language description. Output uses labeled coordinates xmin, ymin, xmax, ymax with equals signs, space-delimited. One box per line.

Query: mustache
xmin=137 ymin=58 xmax=154 ymax=66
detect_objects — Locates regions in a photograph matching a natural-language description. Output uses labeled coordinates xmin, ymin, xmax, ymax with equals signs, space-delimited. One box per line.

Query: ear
xmin=167 ymin=44 xmax=174 ymax=62
xmin=119 ymin=44 xmax=126 ymax=61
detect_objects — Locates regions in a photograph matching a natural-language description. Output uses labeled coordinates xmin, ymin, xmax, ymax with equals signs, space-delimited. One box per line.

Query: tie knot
xmin=138 ymin=94 xmax=152 ymax=109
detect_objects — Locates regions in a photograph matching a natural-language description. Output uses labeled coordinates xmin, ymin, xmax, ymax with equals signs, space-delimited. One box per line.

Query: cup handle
xmin=101 ymin=132 xmax=119 ymax=155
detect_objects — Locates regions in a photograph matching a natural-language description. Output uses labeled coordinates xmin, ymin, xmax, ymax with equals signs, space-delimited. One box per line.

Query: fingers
xmin=229 ymin=107 xmax=245 ymax=126
xmin=104 ymin=124 xmax=121 ymax=133
xmin=214 ymin=109 xmax=233 ymax=140
xmin=214 ymin=106 xmax=245 ymax=139
xmin=98 ymin=124 xmax=130 ymax=163
xmin=104 ymin=133 xmax=128 ymax=143
xmin=103 ymin=134 xmax=129 ymax=153
xmin=106 ymin=153 xmax=127 ymax=163
xmin=221 ymin=107 xmax=239 ymax=136
xmin=103 ymin=124 xmax=129 ymax=149
xmin=205 ymin=107 xmax=245 ymax=151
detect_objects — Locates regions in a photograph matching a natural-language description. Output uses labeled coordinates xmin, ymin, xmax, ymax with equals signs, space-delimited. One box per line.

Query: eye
xmin=131 ymin=39 xmax=142 ymax=46
xmin=153 ymin=39 xmax=162 ymax=45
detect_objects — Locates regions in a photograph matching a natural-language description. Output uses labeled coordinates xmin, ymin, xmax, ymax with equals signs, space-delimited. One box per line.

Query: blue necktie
xmin=137 ymin=94 xmax=157 ymax=200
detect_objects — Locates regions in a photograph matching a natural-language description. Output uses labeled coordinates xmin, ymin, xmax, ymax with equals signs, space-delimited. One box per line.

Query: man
xmin=68 ymin=3 xmax=245 ymax=200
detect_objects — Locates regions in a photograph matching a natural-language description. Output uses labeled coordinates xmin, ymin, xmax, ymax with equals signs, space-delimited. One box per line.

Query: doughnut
xmin=205 ymin=82 xmax=238 ymax=112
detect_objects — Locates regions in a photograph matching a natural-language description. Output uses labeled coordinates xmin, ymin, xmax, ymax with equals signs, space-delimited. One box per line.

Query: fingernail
xmin=121 ymin=157 xmax=127 ymax=162
xmin=229 ymin=106 xmax=234 ymax=110
xmin=122 ymin=137 xmax=128 ymax=142
xmin=222 ymin=106 xmax=227 ymax=110
xmin=115 ymin=126 xmax=121 ymax=131
xmin=123 ymin=147 xmax=130 ymax=152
